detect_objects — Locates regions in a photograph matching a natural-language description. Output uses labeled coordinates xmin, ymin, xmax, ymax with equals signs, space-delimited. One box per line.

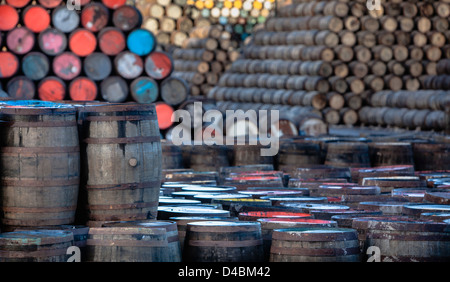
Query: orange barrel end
xmin=23 ymin=5 xmax=51 ymax=33
xmin=81 ymin=2 xmax=109 ymax=32
xmin=112 ymin=5 xmax=142 ymax=32
xmin=38 ymin=0 xmax=63 ymax=8
xmin=69 ymin=28 xmax=97 ymax=57
xmin=38 ymin=28 xmax=68 ymax=56
xmin=144 ymin=51 xmax=174 ymax=80
xmin=114 ymin=51 xmax=144 ymax=79
xmin=0 ymin=51 xmax=19 ymax=78
xmin=155 ymin=102 xmax=175 ymax=130
xmin=5 ymin=0 xmax=31 ymax=8
xmin=102 ymin=0 xmax=126 ymax=9
xmin=6 ymin=76 xmax=36 ymax=100
xmin=22 ymin=52 xmax=50 ymax=81
xmin=100 ymin=76 xmax=129 ymax=103
xmin=38 ymin=76 xmax=66 ymax=101
xmin=98 ymin=27 xmax=126 ymax=56
xmin=0 ymin=5 xmax=19 ymax=31
xmin=6 ymin=27 xmax=35 ymax=55
xmin=52 ymin=52 xmax=82 ymax=80
xmin=69 ymin=77 xmax=98 ymax=101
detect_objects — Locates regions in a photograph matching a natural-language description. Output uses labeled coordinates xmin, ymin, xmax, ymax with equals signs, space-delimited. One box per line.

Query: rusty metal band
xmin=78 ymin=104 xmax=156 ymax=113
xmin=187 ymin=239 xmax=263 ymax=248
xmin=0 ymin=108 xmax=76 ymax=115
xmin=1 ymin=178 xmax=79 ymax=187
xmin=270 ymin=246 xmax=360 ymax=256
xmin=1 ymin=205 xmax=77 ymax=213
xmin=88 ymin=213 xmax=151 ymax=221
xmin=85 ymin=115 xmax=157 ymax=122
xmin=0 ymin=120 xmax=77 ymax=127
xmin=86 ymin=239 xmax=168 ymax=247
xmin=86 ymin=201 xmax=158 ymax=210
xmin=367 ymin=232 xmax=450 ymax=241
xmin=83 ymin=136 xmax=161 ymax=144
xmin=1 ymin=146 xmax=80 ymax=154
xmin=0 ymin=248 xmax=69 ymax=259
xmin=1 ymin=218 xmax=75 ymax=227
xmin=85 ymin=180 xmax=160 ymax=190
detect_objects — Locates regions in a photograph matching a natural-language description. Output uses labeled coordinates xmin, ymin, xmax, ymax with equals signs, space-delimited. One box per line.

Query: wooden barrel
xmin=413 ymin=143 xmax=450 ymax=171
xmin=101 ymin=220 xmax=181 ymax=262
xmin=402 ymin=204 xmax=450 ymax=218
xmin=69 ymin=77 xmax=98 ymax=101
xmin=352 ymin=216 xmax=450 ymax=262
xmin=83 ymin=52 xmax=112 ymax=81
xmin=38 ymin=76 xmax=66 ymax=101
xmin=276 ymin=139 xmax=322 ymax=174
xmin=0 ymin=51 xmax=19 ymax=79
xmin=130 ymin=76 xmax=159 ymax=104
xmin=6 ymin=76 xmax=35 ymax=100
xmin=193 ymin=192 xmax=251 ymax=204
xmin=0 ymin=101 xmax=80 ymax=231
xmin=161 ymin=140 xmax=184 ymax=169
xmin=53 ymin=52 xmax=82 ymax=80
xmin=100 ymin=76 xmax=129 ymax=103
xmin=356 ymin=165 xmax=415 ymax=185
xmin=38 ymin=28 xmax=68 ymax=56
xmin=237 ymin=211 xmax=312 ymax=222
xmin=52 ymin=6 xmax=80 ymax=33
xmin=295 ymin=165 xmax=351 ymax=181
xmin=80 ymin=103 xmax=162 ymax=223
xmin=258 ymin=218 xmax=338 ymax=261
xmin=0 ymin=230 xmax=74 ymax=262
xmin=325 ymin=142 xmax=371 ymax=168
xmin=0 ymin=5 xmax=19 ymax=31
xmin=169 ymin=216 xmax=239 ymax=252
xmin=127 ymin=29 xmax=156 ymax=56
xmin=98 ymin=27 xmax=126 ymax=56
xmin=280 ymin=203 xmax=351 ymax=215
xmin=6 ymin=27 xmax=35 ymax=55
xmin=144 ymin=51 xmax=174 ymax=80
xmin=232 ymin=143 xmax=274 ymax=166
xmin=112 ymin=4 xmax=141 ymax=31
xmin=270 ymin=228 xmax=361 ymax=262
xmin=22 ymin=52 xmax=50 ymax=81
xmin=368 ymin=142 xmax=414 ymax=167
xmin=81 ymin=2 xmax=109 ymax=32
xmin=358 ymin=201 xmax=411 ymax=216
xmin=361 ymin=176 xmax=425 ymax=193
xmin=424 ymin=192 xmax=450 ymax=205
xmin=23 ymin=5 xmax=51 ymax=33
xmin=85 ymin=227 xmax=171 ymax=262
xmin=188 ymin=144 xmax=230 ymax=172
xmin=183 ymin=221 xmax=264 ymax=262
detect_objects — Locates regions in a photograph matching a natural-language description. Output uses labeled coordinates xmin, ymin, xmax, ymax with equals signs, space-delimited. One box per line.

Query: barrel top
xmin=181 ymin=185 xmax=237 ymax=192
xmin=0 ymin=230 xmax=74 ymax=245
xmin=261 ymin=196 xmax=327 ymax=201
xmin=159 ymin=198 xmax=202 ymax=204
xmin=403 ymin=204 xmax=450 ymax=211
xmin=194 ymin=193 xmax=251 ymax=200
xmin=78 ymin=102 xmax=157 ymax=113
xmin=271 ymin=227 xmax=358 ymax=241
xmin=281 ymin=202 xmax=350 ymax=210
xmin=0 ymin=100 xmax=75 ymax=109
xmin=169 ymin=216 xmax=239 ymax=221
xmin=238 ymin=211 xmax=312 ymax=218
xmin=257 ymin=218 xmax=336 ymax=224
xmin=187 ymin=220 xmax=260 ymax=227
xmin=102 ymin=220 xmax=177 ymax=228
xmin=352 ymin=216 xmax=450 ymax=232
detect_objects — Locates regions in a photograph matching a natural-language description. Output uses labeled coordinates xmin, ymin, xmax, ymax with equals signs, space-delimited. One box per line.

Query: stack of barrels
xmin=0 ymin=0 xmax=189 ymax=108
xmin=136 ymin=0 xmax=275 ymax=50
xmin=207 ymin=0 xmax=450 ymax=131
xmin=171 ymin=25 xmax=241 ymax=97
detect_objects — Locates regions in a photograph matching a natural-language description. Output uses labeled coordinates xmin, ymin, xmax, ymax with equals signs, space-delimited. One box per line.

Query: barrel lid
xmin=260 ymin=196 xmax=327 ymax=202
xmin=181 ymin=185 xmax=237 ymax=193
xmin=194 ymin=193 xmax=251 ymax=200
xmin=403 ymin=204 xmax=450 ymax=214
xmin=352 ymin=216 xmax=450 ymax=232
xmin=158 ymin=198 xmax=202 ymax=205
xmin=169 ymin=216 xmax=239 ymax=221
xmin=257 ymin=217 xmax=336 ymax=225
xmin=0 ymin=100 xmax=76 ymax=114
xmin=102 ymin=220 xmax=177 ymax=230
xmin=187 ymin=221 xmax=260 ymax=227
xmin=238 ymin=211 xmax=312 ymax=219
xmin=0 ymin=230 xmax=73 ymax=245
xmin=271 ymin=227 xmax=358 ymax=241
xmin=281 ymin=202 xmax=350 ymax=210
xmin=317 ymin=185 xmax=381 ymax=195
xmin=78 ymin=102 xmax=156 ymax=114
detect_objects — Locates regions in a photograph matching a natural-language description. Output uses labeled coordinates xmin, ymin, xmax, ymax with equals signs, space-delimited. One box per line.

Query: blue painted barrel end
xmin=127 ymin=29 xmax=156 ymax=57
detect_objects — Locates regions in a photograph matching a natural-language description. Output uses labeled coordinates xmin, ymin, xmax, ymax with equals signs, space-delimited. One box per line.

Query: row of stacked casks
xmin=207 ymin=0 xmax=450 ymax=129
xmin=0 ymin=0 xmax=189 ymax=107
xmin=161 ymin=134 xmax=450 ymax=175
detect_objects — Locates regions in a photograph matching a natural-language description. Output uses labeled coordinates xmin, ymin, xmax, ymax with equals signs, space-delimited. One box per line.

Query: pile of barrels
xmin=207 ymin=0 xmax=450 ymax=131
xmin=171 ymin=25 xmax=241 ymax=97
xmin=0 ymin=101 xmax=449 ymax=262
xmin=0 ymin=0 xmax=189 ymax=108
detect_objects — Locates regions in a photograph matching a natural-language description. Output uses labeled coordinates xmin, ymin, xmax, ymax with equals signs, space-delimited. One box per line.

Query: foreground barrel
xmin=270 ymin=228 xmax=361 ymax=262
xmin=0 ymin=230 xmax=74 ymax=262
xmin=85 ymin=227 xmax=171 ymax=262
xmin=352 ymin=216 xmax=450 ymax=262
xmin=80 ymin=103 xmax=162 ymax=223
xmin=183 ymin=221 xmax=265 ymax=262
xmin=0 ymin=101 xmax=80 ymax=231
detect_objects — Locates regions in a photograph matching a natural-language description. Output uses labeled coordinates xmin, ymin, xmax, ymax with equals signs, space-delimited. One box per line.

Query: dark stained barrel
xmin=183 ymin=221 xmax=265 ymax=262
xmin=112 ymin=4 xmax=141 ymax=31
xmin=130 ymin=76 xmax=159 ymax=104
xmin=352 ymin=216 xmax=450 ymax=262
xmin=6 ymin=76 xmax=36 ymax=100
xmin=79 ymin=103 xmax=162 ymax=223
xmin=161 ymin=140 xmax=184 ymax=169
xmin=22 ymin=52 xmax=50 ymax=81
xmin=85 ymin=227 xmax=171 ymax=262
xmin=0 ymin=101 xmax=80 ymax=231
xmin=160 ymin=76 xmax=189 ymax=106
xmin=325 ymin=142 xmax=371 ymax=168
xmin=368 ymin=142 xmax=414 ymax=166
xmin=413 ymin=143 xmax=450 ymax=171
xmin=270 ymin=228 xmax=361 ymax=262
xmin=80 ymin=2 xmax=109 ymax=32
xmin=100 ymin=76 xmax=129 ymax=103
xmin=98 ymin=27 xmax=126 ymax=56
xmin=276 ymin=139 xmax=322 ymax=175
xmin=0 ymin=230 xmax=74 ymax=262
xmin=83 ymin=52 xmax=112 ymax=81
